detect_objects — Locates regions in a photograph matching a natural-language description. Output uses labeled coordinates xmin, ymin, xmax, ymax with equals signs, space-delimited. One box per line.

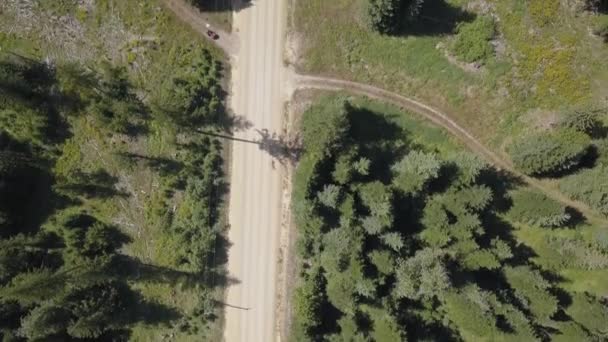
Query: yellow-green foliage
xmin=519 ymin=43 xmax=590 ymax=106
xmin=528 ymin=0 xmax=560 ymax=27
xmin=54 ymin=138 xmax=84 ymax=178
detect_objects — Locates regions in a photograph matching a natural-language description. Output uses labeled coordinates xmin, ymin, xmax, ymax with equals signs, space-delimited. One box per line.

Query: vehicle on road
xmin=207 ymin=30 xmax=219 ymax=40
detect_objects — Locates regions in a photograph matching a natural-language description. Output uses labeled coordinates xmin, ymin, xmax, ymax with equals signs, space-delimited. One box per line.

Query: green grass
xmin=292 ymin=0 xmax=608 ymax=150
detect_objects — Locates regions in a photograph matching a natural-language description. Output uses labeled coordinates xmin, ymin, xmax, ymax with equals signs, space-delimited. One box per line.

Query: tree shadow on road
xmin=189 ymin=0 xmax=253 ymax=13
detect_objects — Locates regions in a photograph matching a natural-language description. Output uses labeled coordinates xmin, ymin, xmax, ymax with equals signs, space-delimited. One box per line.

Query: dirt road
xmin=224 ymin=0 xmax=289 ymax=341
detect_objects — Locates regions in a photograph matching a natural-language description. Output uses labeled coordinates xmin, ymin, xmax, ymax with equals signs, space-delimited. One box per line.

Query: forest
xmin=0 ymin=0 xmax=230 ymax=338
xmin=291 ymin=96 xmax=608 ymax=341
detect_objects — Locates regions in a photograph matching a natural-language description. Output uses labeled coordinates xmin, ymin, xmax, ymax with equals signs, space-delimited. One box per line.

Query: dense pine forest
xmin=292 ymin=96 xmax=608 ymax=341
xmin=0 ymin=1 xmax=229 ymax=340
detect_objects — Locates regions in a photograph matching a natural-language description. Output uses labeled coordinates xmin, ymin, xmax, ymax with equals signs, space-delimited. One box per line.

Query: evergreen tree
xmin=504 ymin=266 xmax=559 ymax=323
xmin=19 ymin=302 xmax=70 ymax=340
xmin=509 ymin=128 xmax=591 ymax=176
xmin=392 ymin=151 xmax=441 ymax=194
xmin=394 ymin=248 xmax=449 ymax=300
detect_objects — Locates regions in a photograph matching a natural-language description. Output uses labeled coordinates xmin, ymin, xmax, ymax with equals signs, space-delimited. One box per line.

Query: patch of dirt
xmin=285 ymin=31 xmax=303 ymax=66
xmin=520 ymin=108 xmax=561 ymax=131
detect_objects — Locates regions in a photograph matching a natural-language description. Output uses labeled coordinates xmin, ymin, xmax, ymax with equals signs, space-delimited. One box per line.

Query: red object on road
xmin=207 ymin=30 xmax=219 ymax=40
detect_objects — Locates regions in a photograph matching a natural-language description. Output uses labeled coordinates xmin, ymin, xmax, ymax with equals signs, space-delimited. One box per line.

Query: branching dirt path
xmin=295 ymin=74 xmax=608 ymax=226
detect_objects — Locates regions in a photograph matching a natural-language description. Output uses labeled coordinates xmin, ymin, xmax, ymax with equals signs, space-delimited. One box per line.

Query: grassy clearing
xmin=292 ymin=0 xmax=608 ymax=149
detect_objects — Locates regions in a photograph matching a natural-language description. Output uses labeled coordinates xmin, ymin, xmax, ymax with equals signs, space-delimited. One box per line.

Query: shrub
xmin=559 ymin=109 xmax=603 ymax=135
xmin=391 ymin=151 xmax=441 ymax=194
xmin=293 ymin=266 xmax=326 ymax=338
xmin=365 ymin=0 xmax=425 ymax=34
xmin=509 ymin=128 xmax=591 ymax=176
xmin=366 ymin=0 xmax=401 ymax=34
xmin=559 ymin=165 xmax=608 ymax=215
xmin=301 ymin=97 xmax=350 ymax=158
xmin=507 ymin=190 xmax=571 ymax=227
xmin=451 ymin=16 xmax=496 ymax=64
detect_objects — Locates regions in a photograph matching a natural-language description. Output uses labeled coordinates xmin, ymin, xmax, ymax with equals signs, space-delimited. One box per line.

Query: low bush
xmin=451 ymin=16 xmax=496 ymax=64
xmin=508 ymin=190 xmax=571 ymax=227
xmin=509 ymin=128 xmax=591 ymax=176
xmin=364 ymin=0 xmax=425 ymax=34
xmin=559 ymin=108 xmax=603 ymax=136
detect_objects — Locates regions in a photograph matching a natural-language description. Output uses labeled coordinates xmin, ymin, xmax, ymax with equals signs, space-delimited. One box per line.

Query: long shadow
xmin=117 ymin=152 xmax=184 ymax=176
xmin=197 ymin=128 xmax=303 ymax=164
xmin=116 ymin=256 xmax=240 ymax=290
xmin=347 ymin=107 xmax=410 ymax=183
xmin=221 ymin=114 xmax=253 ymax=132
xmin=56 ymin=169 xmax=129 ymax=199
xmin=395 ymin=0 xmax=476 ymax=37
xmin=189 ymin=0 xmax=253 ymax=13
xmin=0 ymin=53 xmax=75 ymax=145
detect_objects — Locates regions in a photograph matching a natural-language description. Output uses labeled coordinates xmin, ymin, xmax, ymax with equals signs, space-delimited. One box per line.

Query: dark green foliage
xmin=444 ymin=285 xmax=537 ymax=341
xmin=0 ymin=48 xmax=226 ymax=339
xmin=63 ymin=281 xmax=134 ymax=338
xmin=18 ymin=281 xmax=134 ymax=340
xmin=559 ymin=108 xmax=603 ymax=135
xmin=366 ymin=0 xmax=401 ymax=34
xmin=394 ymin=248 xmax=449 ymax=300
xmin=503 ymin=266 xmax=558 ymax=323
xmin=448 ymin=152 xmax=488 ymax=186
xmin=301 ymin=97 xmax=350 ymax=158
xmin=392 ymin=151 xmax=441 ymax=194
xmin=56 ymin=213 xmax=130 ymax=261
xmin=358 ymin=181 xmax=393 ymax=218
xmin=509 ymin=128 xmax=591 ymax=176
xmin=361 ymin=305 xmax=406 ymax=342
xmin=89 ymin=62 xmax=145 ymax=134
xmin=172 ymin=136 xmax=224 ymax=273
xmin=154 ymin=49 xmax=224 ymax=129
xmin=292 ymin=97 xmax=554 ymax=341
xmin=317 ymin=184 xmax=342 ymax=209
xmin=293 ymin=266 xmax=327 ymax=338
xmin=566 ymin=292 xmax=608 ymax=339
xmin=420 ymin=185 xmax=495 ymax=269
xmin=365 ymin=0 xmax=425 ymax=34
xmin=19 ymin=302 xmax=71 ymax=340
xmin=507 ymin=190 xmax=571 ymax=227
xmin=443 ymin=287 xmax=499 ymax=340
xmin=368 ymin=250 xmax=394 ymax=275
xmin=451 ymin=16 xmax=495 ymax=63
xmin=560 ymin=165 xmax=608 ymax=216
